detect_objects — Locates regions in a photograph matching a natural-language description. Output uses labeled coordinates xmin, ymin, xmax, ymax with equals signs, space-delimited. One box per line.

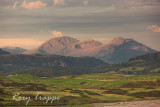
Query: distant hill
xmin=101 ymin=52 xmax=160 ymax=75
xmin=23 ymin=36 xmax=157 ymax=63
xmin=0 ymin=49 xmax=10 ymax=55
xmin=129 ymin=52 xmax=160 ymax=62
xmin=1 ymin=52 xmax=159 ymax=77
xmin=0 ymin=54 xmax=106 ymax=71
xmin=1 ymin=46 xmax=27 ymax=54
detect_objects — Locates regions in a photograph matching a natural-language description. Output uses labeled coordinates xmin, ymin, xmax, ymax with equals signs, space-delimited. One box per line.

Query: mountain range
xmin=23 ymin=36 xmax=157 ymax=63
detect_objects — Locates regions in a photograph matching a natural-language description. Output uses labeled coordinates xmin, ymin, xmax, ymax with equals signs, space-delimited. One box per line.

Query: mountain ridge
xmin=22 ymin=36 xmax=157 ymax=63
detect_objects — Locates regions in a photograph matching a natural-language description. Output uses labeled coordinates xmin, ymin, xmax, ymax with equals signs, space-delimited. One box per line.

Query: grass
xmin=0 ymin=73 xmax=160 ymax=106
xmin=119 ymin=67 xmax=145 ymax=72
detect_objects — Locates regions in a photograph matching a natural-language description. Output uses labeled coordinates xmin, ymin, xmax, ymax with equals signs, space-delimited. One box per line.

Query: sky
xmin=0 ymin=0 xmax=160 ymax=50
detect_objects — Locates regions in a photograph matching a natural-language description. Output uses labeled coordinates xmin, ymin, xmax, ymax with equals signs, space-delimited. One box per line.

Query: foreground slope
xmin=0 ymin=73 xmax=160 ymax=106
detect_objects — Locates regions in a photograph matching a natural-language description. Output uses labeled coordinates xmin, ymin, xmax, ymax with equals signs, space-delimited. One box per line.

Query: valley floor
xmin=1 ymin=73 xmax=160 ymax=106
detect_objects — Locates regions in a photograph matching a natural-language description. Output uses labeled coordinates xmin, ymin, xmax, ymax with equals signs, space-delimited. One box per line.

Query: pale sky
xmin=0 ymin=0 xmax=160 ymax=50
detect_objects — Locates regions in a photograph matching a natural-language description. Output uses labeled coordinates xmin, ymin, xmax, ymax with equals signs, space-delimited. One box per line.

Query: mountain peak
xmin=32 ymin=36 xmax=79 ymax=55
xmin=47 ymin=36 xmax=79 ymax=43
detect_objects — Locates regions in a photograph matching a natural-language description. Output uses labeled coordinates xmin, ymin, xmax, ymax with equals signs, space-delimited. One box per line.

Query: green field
xmin=0 ymin=73 xmax=160 ymax=106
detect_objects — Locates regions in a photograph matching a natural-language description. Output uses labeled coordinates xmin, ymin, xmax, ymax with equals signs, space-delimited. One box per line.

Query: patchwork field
xmin=0 ymin=73 xmax=160 ymax=106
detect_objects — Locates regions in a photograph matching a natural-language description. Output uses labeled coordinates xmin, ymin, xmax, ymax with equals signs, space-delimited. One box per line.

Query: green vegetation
xmin=1 ymin=52 xmax=160 ymax=77
xmin=0 ymin=73 xmax=160 ymax=106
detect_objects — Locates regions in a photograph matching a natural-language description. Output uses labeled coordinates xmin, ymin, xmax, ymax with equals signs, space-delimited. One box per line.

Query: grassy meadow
xmin=0 ymin=73 xmax=160 ymax=106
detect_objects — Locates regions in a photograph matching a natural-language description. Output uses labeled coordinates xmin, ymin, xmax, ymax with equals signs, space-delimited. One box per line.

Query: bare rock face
xmin=1 ymin=47 xmax=27 ymax=54
xmin=23 ymin=36 xmax=157 ymax=63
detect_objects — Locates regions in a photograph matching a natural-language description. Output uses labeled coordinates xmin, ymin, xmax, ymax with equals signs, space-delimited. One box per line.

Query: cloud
xmin=82 ymin=0 xmax=88 ymax=6
xmin=6 ymin=1 xmax=18 ymax=9
xmin=13 ymin=1 xmax=18 ymax=9
xmin=147 ymin=25 xmax=160 ymax=33
xmin=52 ymin=30 xmax=63 ymax=37
xmin=129 ymin=0 xmax=160 ymax=6
xmin=21 ymin=1 xmax=47 ymax=9
xmin=54 ymin=0 xmax=64 ymax=6
xmin=0 ymin=38 xmax=44 ymax=49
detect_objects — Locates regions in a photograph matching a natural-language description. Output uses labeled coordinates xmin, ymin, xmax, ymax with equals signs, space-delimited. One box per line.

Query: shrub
xmin=103 ymin=89 xmax=128 ymax=95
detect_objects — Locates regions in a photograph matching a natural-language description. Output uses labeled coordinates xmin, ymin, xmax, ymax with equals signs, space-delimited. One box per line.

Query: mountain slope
xmin=99 ymin=37 xmax=156 ymax=63
xmin=70 ymin=37 xmax=157 ymax=63
xmin=23 ymin=36 xmax=157 ymax=63
xmin=23 ymin=36 xmax=79 ymax=55
xmin=1 ymin=46 xmax=27 ymax=54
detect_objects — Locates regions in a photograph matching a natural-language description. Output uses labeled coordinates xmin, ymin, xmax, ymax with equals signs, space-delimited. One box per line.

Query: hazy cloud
xmin=21 ymin=1 xmax=47 ymax=9
xmin=83 ymin=0 xmax=88 ymax=6
xmin=0 ymin=0 xmax=160 ymax=50
xmin=0 ymin=38 xmax=43 ymax=49
xmin=13 ymin=1 xmax=17 ymax=9
xmin=129 ymin=0 xmax=160 ymax=6
xmin=54 ymin=0 xmax=64 ymax=6
xmin=52 ymin=30 xmax=63 ymax=37
xmin=147 ymin=25 xmax=160 ymax=33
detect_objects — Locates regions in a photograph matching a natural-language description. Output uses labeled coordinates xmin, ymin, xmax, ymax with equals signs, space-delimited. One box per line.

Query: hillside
xmin=23 ymin=36 xmax=157 ymax=63
xmin=0 ymin=54 xmax=106 ymax=71
xmin=1 ymin=52 xmax=159 ymax=77
xmin=0 ymin=49 xmax=10 ymax=55
xmin=115 ymin=52 xmax=160 ymax=74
